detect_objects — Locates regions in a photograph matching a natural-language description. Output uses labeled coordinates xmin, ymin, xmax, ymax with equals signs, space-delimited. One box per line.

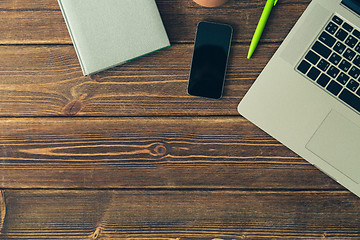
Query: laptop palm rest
xmin=306 ymin=110 xmax=360 ymax=184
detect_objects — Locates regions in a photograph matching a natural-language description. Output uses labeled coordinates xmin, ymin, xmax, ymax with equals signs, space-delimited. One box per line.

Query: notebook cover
xmin=57 ymin=0 xmax=170 ymax=75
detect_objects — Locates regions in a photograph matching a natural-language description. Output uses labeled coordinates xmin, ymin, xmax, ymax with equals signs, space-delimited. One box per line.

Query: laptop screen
xmin=342 ymin=0 xmax=360 ymax=16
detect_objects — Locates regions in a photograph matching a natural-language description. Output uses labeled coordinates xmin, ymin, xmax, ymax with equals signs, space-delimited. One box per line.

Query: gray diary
xmin=57 ymin=0 xmax=170 ymax=75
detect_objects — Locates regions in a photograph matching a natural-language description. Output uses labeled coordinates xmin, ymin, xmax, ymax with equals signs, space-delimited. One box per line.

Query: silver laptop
xmin=238 ymin=0 xmax=360 ymax=198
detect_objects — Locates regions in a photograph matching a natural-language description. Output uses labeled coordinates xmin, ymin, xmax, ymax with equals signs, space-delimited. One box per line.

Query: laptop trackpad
xmin=306 ymin=110 xmax=360 ymax=184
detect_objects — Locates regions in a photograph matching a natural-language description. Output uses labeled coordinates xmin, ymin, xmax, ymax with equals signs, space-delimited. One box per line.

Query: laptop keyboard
xmin=297 ymin=15 xmax=360 ymax=114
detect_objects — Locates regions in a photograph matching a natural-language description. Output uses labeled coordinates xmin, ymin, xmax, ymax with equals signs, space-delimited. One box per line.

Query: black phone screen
xmin=187 ymin=21 xmax=233 ymax=99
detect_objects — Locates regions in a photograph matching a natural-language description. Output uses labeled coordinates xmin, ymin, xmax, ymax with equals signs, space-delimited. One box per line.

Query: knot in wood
xmin=148 ymin=142 xmax=167 ymax=157
xmin=90 ymin=226 xmax=102 ymax=239
xmin=62 ymin=100 xmax=84 ymax=116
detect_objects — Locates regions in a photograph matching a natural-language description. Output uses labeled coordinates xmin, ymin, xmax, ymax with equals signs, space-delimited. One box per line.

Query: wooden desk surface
xmin=0 ymin=0 xmax=359 ymax=239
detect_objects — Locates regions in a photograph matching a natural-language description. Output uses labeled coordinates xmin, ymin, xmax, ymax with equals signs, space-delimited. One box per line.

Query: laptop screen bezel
xmin=342 ymin=0 xmax=360 ymax=16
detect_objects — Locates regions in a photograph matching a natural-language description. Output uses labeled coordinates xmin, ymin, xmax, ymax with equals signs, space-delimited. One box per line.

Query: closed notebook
xmin=57 ymin=0 xmax=170 ymax=75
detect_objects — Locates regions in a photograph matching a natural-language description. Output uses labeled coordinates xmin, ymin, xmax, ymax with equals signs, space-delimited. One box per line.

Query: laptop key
xmin=329 ymin=52 xmax=341 ymax=65
xmin=327 ymin=80 xmax=343 ymax=96
xmin=333 ymin=42 xmax=346 ymax=54
xmin=312 ymin=41 xmax=331 ymax=58
xmin=335 ymin=29 xmax=348 ymax=41
xmin=319 ymin=31 xmax=336 ymax=47
xmin=336 ymin=72 xmax=350 ymax=85
xmin=349 ymin=66 xmax=360 ymax=79
xmin=317 ymin=73 xmax=331 ymax=87
xmin=343 ymin=48 xmax=356 ymax=61
xmin=332 ymin=15 xmax=343 ymax=25
xmin=327 ymin=66 xmax=340 ymax=78
xmin=297 ymin=60 xmax=311 ymax=74
xmin=325 ymin=22 xmax=338 ymax=34
xmin=355 ymin=43 xmax=360 ymax=53
xmin=339 ymin=88 xmax=360 ymax=112
xmin=343 ymin=22 xmax=354 ymax=32
xmin=345 ymin=35 xmax=358 ymax=48
xmin=317 ymin=59 xmax=330 ymax=71
xmin=305 ymin=51 xmax=320 ymax=64
xmin=353 ymin=55 xmax=360 ymax=67
xmin=307 ymin=67 xmax=321 ymax=81
xmin=353 ymin=29 xmax=360 ymax=39
xmin=339 ymin=59 xmax=351 ymax=72
xmin=347 ymin=79 xmax=359 ymax=92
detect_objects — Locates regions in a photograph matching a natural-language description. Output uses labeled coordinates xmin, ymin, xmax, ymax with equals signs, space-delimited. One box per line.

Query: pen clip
xmin=274 ymin=0 xmax=278 ymax=6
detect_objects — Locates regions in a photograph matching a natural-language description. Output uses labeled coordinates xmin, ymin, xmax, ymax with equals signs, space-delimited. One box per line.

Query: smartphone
xmin=187 ymin=21 xmax=233 ymax=99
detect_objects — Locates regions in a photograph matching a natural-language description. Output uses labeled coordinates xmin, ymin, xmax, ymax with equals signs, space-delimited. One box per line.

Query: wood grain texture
xmin=1 ymin=0 xmax=360 ymax=238
xmin=0 ymin=44 xmax=275 ymax=117
xmin=1 ymin=190 xmax=360 ymax=239
xmin=0 ymin=117 xmax=343 ymax=189
xmin=0 ymin=0 xmax=310 ymax=44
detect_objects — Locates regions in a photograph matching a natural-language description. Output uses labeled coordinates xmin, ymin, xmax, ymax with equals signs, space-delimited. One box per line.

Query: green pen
xmin=247 ymin=0 xmax=278 ymax=59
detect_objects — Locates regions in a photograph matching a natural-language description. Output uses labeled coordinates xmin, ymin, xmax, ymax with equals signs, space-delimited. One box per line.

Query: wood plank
xmin=0 ymin=117 xmax=343 ymax=189
xmin=0 ymin=44 xmax=275 ymax=117
xmin=0 ymin=0 xmax=311 ymax=44
xmin=1 ymin=190 xmax=359 ymax=239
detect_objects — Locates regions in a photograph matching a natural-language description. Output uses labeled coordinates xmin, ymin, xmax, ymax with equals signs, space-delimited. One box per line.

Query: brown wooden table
xmin=0 ymin=0 xmax=359 ymax=239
